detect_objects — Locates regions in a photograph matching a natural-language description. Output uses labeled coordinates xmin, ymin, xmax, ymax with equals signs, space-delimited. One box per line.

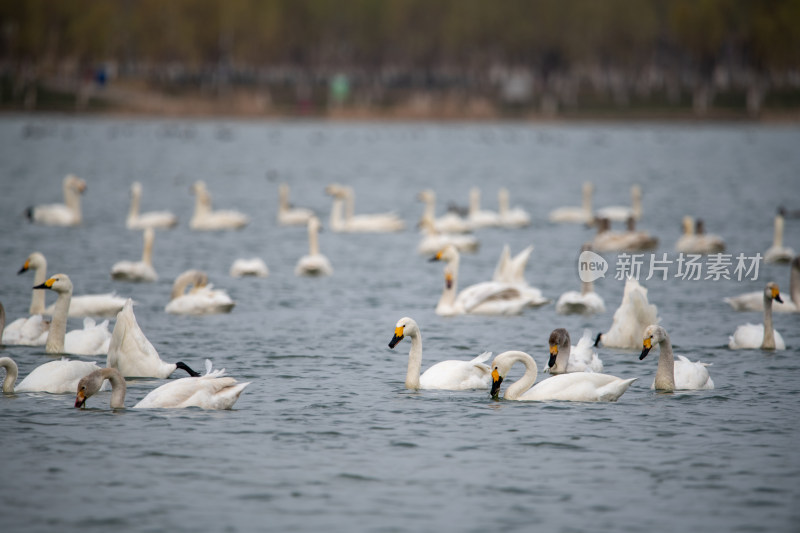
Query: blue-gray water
xmin=1 ymin=117 xmax=799 ymax=532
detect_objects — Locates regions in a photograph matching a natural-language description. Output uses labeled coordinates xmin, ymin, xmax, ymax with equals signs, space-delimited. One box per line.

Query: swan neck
xmin=279 ymin=186 xmax=289 ymax=211
xmin=406 ymin=333 xmax=422 ymax=390
xmin=129 ymin=188 xmax=140 ymax=218
xmin=498 ymin=191 xmax=509 ymax=215
xmin=582 ymin=186 xmax=592 ymax=213
xmin=581 ymin=278 xmax=594 ymax=296
xmin=505 ymin=353 xmax=538 ymax=400
xmin=790 ymin=263 xmax=800 ymax=305
xmin=102 ymin=368 xmax=127 ymax=408
xmin=141 ymin=230 xmax=154 ymax=266
xmin=30 ymin=260 xmax=47 ymax=315
xmin=654 ymin=337 xmax=676 ymax=391
xmin=773 ymin=215 xmax=784 ymax=247
xmin=423 ymin=196 xmax=435 ymax=219
xmin=345 ymin=191 xmax=355 ymax=220
xmin=469 ymin=190 xmax=480 ymax=215
xmin=308 ymin=223 xmax=320 ymax=255
xmin=64 ymin=185 xmax=82 ymax=223
xmin=762 ymin=292 xmax=775 ymax=349
xmin=632 ymin=189 xmax=642 ymax=219
xmin=0 ymin=357 xmax=18 ymax=393
xmin=553 ymin=343 xmax=571 ymax=374
xmin=329 ymin=197 xmax=344 ymax=231
xmin=46 ymin=289 xmax=72 ymax=354
xmin=437 ymin=261 xmax=459 ymax=310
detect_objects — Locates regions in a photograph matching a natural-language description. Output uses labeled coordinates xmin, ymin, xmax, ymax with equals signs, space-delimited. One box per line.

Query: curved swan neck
xmin=773 ymin=215 xmax=784 ymax=248
xmin=0 ymin=357 xmax=18 ymax=393
xmin=405 ymin=332 xmax=423 ymax=390
xmin=46 ymin=289 xmax=72 ymax=354
xmin=762 ymin=290 xmax=776 ymax=349
xmin=30 ymin=257 xmax=47 ymax=315
xmin=102 ymin=368 xmax=127 ymax=408
xmin=504 ymin=353 xmax=538 ymax=400
xmin=654 ymin=337 xmax=676 ymax=391
xmin=141 ymin=229 xmax=154 ymax=266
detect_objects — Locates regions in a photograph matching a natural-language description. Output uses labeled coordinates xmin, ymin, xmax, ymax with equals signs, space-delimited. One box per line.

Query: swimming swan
xmin=277 ymin=183 xmax=315 ymax=226
xmin=639 ymin=325 xmax=714 ymax=391
xmin=675 ymin=216 xmax=725 ymax=254
xmin=546 ymin=328 xmax=603 ymax=374
xmin=549 ymin=182 xmax=593 ymax=224
xmin=295 ymin=216 xmax=333 ymax=276
xmin=595 ymin=278 xmax=659 ymax=349
xmin=0 ymin=356 xmax=108 ymax=394
xmin=75 ymin=360 xmax=249 ymax=409
xmin=417 ymin=189 xmax=473 ymax=234
xmin=190 ymin=180 xmax=250 ymax=231
xmin=490 ymin=350 xmax=636 ymax=401
xmin=597 ymin=184 xmax=642 ymax=222
xmin=496 ymin=188 xmax=531 ymax=228
xmin=764 ymin=209 xmax=794 ymax=263
xmin=229 ymin=258 xmax=270 ymax=278
xmin=111 ymin=227 xmax=158 ymax=282
xmin=417 ymin=216 xmax=479 ymax=255
xmin=126 ymin=181 xmax=178 ymax=230
xmin=467 ymin=187 xmax=501 ymax=228
xmin=27 ymin=174 xmax=86 ymax=226
xmin=556 ymin=246 xmax=606 ymax=316
xmin=325 ymin=184 xmax=405 ymax=232
xmin=387 ymin=317 xmax=491 ymax=390
xmin=17 ymin=251 xmax=126 ymax=318
xmin=725 ymin=256 xmax=799 ymax=313
xmin=33 ymin=274 xmax=112 ymax=356
xmin=592 ymin=217 xmax=658 ymax=252
xmin=728 ymin=282 xmax=786 ymax=350
xmin=165 ymin=269 xmax=235 ymax=315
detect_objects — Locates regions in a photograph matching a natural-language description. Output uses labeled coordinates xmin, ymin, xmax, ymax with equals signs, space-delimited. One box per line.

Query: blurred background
xmin=1 ymin=0 xmax=799 ymax=119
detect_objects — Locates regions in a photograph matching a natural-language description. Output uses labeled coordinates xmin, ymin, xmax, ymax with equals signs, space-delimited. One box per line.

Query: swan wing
xmin=520 ymin=373 xmax=636 ymax=402
xmin=134 ymin=369 xmax=249 ymax=409
xmin=107 ymin=300 xmax=172 ymax=378
xmin=419 ymin=352 xmax=492 ymax=390
xmin=2 ymin=315 xmax=49 ymax=346
xmin=728 ymin=323 xmax=763 ymax=350
xmin=566 ymin=331 xmax=604 ymax=373
xmin=64 ymin=319 xmax=112 ymax=356
xmin=16 ymin=358 xmax=104 ymax=393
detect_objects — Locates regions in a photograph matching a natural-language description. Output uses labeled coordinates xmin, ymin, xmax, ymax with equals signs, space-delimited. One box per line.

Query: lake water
xmin=0 ymin=116 xmax=799 ymax=532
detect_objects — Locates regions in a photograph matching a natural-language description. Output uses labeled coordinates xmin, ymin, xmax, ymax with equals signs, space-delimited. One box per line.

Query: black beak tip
xmin=33 ymin=282 xmax=48 ymax=290
xmin=639 ymin=349 xmax=650 ymax=361
xmin=17 ymin=267 xmax=26 ymax=275
xmin=593 ymin=332 xmax=602 ymax=348
xmin=775 ymin=294 xmax=784 ymax=303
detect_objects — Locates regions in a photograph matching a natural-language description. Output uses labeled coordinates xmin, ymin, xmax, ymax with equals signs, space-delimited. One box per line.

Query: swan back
xmin=133 ymin=360 xmax=249 ymax=409
xmin=601 ymin=278 xmax=659 ymax=349
xmin=107 ymin=299 xmax=175 ymax=378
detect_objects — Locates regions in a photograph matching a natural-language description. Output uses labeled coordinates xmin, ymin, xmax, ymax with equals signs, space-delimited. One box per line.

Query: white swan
xmin=597 ymin=184 xmax=642 ymax=222
xmin=556 ymin=246 xmax=606 ymax=315
xmin=27 ymin=174 xmax=86 ymax=226
xmin=295 ymin=216 xmax=333 ymax=277
xmin=640 ymin=325 xmax=714 ymax=391
xmin=728 ymin=282 xmax=786 ymax=350
xmin=417 ymin=216 xmax=479 ymax=255
xmin=17 ymin=251 xmax=127 ymax=318
xmin=107 ymin=299 xmax=201 ymax=378
xmin=417 ymin=189 xmax=473 ymax=234
xmin=546 ymin=329 xmax=603 ymax=374
xmin=549 ymin=182 xmax=593 ymax=224
xmin=165 ymin=269 xmax=235 ymax=315
xmin=675 ymin=216 xmax=725 ymax=254
xmin=592 ymin=217 xmax=658 ymax=252
xmin=75 ymin=360 xmax=249 ymax=409
xmin=387 ymin=317 xmax=491 ymax=390
xmin=596 ymin=277 xmax=660 ymax=349
xmin=1 ymin=313 xmax=49 ymax=346
xmin=325 ymin=184 xmax=405 ymax=232
xmin=229 ymin=258 xmax=269 ymax=278
xmin=190 ymin=180 xmax=249 ymax=231
xmin=126 ymin=181 xmax=178 ymax=230
xmin=764 ymin=210 xmax=794 ymax=263
xmin=430 ymin=245 xmax=548 ymax=316
xmin=467 ymin=187 xmax=501 ymax=228
xmin=277 ymin=183 xmax=315 ymax=226
xmin=111 ymin=227 xmax=158 ymax=282
xmin=725 ymin=256 xmax=799 ymax=313
xmin=1 ymin=356 xmax=108 ymax=394
xmin=33 ymin=274 xmax=112 ymax=356
xmin=490 ymin=351 xmax=636 ymax=402
xmin=496 ymin=188 xmax=531 ymax=228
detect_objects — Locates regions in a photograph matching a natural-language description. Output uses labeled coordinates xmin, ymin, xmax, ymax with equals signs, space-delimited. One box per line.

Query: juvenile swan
xmin=728 ymin=282 xmax=786 ymax=350
xmin=75 ymin=360 xmax=249 ymax=410
xmin=27 ymin=174 xmax=86 ymax=226
xmin=640 ymin=325 xmax=714 ymax=391
xmin=387 ymin=317 xmax=491 ymax=390
xmin=546 ymin=329 xmax=603 ymax=374
xmin=1 ymin=356 xmax=107 ymax=394
xmin=490 ymin=351 xmax=636 ymax=402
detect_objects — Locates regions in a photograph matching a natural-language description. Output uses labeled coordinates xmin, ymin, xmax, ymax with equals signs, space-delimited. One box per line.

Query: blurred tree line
xmin=1 ymin=0 xmax=799 ymax=116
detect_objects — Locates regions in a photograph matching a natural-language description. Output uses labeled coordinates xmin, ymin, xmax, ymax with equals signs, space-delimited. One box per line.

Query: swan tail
xmin=470 ymin=351 xmax=492 ymax=365
xmin=202 ymin=359 xmax=227 ymax=378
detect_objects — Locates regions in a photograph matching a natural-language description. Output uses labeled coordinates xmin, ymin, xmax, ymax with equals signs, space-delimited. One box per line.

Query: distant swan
xmin=489 ymin=350 xmax=636 ymax=402
xmin=387 ymin=317 xmax=491 ymax=390
xmin=33 ymin=274 xmax=112 ymax=356
xmin=596 ymin=278 xmax=659 ymax=349
xmin=546 ymin=329 xmax=603 ymax=374
xmin=75 ymin=360 xmax=249 ymax=409
xmin=107 ymin=299 xmax=200 ymax=378
xmin=165 ymin=269 xmax=235 ymax=315
xmin=229 ymin=258 xmax=269 ymax=278
xmin=728 ymin=282 xmax=786 ymax=350
xmin=597 ymin=184 xmax=642 ymax=222
xmin=27 ymin=174 xmax=86 ymax=226
xmin=417 ymin=189 xmax=473 ymax=233
xmin=639 ymin=325 xmax=714 ymax=391
xmin=592 ymin=217 xmax=657 ymax=252
xmin=126 ymin=181 xmax=178 ymax=230
xmin=190 ymin=180 xmax=249 ymax=230
xmin=549 ymin=182 xmax=593 ymax=224
xmin=764 ymin=209 xmax=794 ymax=263
xmin=556 ymin=245 xmax=606 ymax=315
xmin=295 ymin=216 xmax=333 ymax=276
xmin=725 ymin=256 xmax=799 ymax=313
xmin=277 ymin=183 xmax=315 ymax=226
xmin=417 ymin=216 xmax=479 ymax=255
xmin=325 ymin=184 xmax=405 ymax=232
xmin=1 ymin=356 xmax=108 ymax=394
xmin=496 ymin=188 xmax=531 ymax=228
xmin=675 ymin=216 xmax=725 ymax=254
xmin=467 ymin=187 xmax=501 ymax=228
xmin=111 ymin=227 xmax=158 ymax=282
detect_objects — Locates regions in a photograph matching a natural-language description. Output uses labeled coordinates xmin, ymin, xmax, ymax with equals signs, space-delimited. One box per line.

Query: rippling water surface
xmin=1 ymin=117 xmax=799 ymax=532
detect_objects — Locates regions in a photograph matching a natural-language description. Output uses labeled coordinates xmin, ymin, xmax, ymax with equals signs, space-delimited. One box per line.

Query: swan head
xmin=764 ymin=282 xmax=783 ymax=304
xmin=388 ymin=317 xmax=418 ymax=349
xmin=324 ymin=184 xmax=347 ymax=198
xmin=489 ymin=351 xmax=530 ymax=398
xmin=65 ymin=174 xmax=87 ymax=193
xmin=429 ymin=244 xmax=458 ymax=263
xmin=75 ymin=369 xmax=108 ymax=408
xmin=682 ymin=216 xmax=694 ymax=236
xmin=18 ymin=251 xmax=46 ymax=274
xmin=33 ymin=273 xmax=73 ymax=294
xmin=191 ymin=180 xmax=208 ymax=195
xmin=547 ymin=328 xmax=571 ymax=370
xmin=308 ymin=216 xmax=322 ymax=232
xmin=131 ymin=181 xmax=142 ymax=196
xmin=417 ymin=189 xmax=435 ymax=203
xmin=640 ymin=324 xmax=667 ymax=360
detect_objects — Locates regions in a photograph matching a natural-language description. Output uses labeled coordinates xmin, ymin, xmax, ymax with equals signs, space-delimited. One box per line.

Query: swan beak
xmin=33 ymin=278 xmax=55 ymax=290
xmin=18 ymin=260 xmax=30 ymax=274
xmin=639 ymin=338 xmax=652 ymax=360
xmin=548 ymin=344 xmax=558 ymax=369
xmin=428 ymin=250 xmax=443 ymax=262
xmin=772 ymin=286 xmax=783 ymax=303
xmin=490 ymin=369 xmax=503 ymax=398
xmin=75 ymin=390 xmax=86 ymax=408
xmin=388 ymin=327 xmax=404 ymax=348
